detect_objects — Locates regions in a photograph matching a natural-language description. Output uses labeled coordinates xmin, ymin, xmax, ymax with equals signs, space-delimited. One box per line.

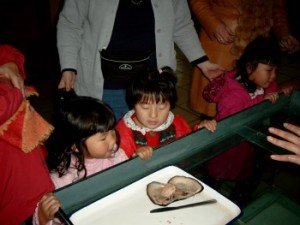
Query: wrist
xmin=61 ymin=68 xmax=77 ymax=75
xmin=191 ymin=55 xmax=209 ymax=66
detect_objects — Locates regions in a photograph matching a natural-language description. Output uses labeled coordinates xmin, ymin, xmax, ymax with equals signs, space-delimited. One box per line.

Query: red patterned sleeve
xmin=203 ymin=73 xmax=226 ymax=103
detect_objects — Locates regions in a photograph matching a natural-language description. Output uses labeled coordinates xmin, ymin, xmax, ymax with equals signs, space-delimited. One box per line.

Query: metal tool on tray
xmin=150 ymin=199 xmax=217 ymax=213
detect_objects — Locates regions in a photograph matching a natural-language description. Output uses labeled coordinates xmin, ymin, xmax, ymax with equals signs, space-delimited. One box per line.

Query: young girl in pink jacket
xmin=33 ymin=96 xmax=128 ymax=225
xmin=202 ymin=36 xmax=295 ymax=203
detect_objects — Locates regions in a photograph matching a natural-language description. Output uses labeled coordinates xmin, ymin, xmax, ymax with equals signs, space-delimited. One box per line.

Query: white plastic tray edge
xmin=70 ymin=166 xmax=241 ymax=225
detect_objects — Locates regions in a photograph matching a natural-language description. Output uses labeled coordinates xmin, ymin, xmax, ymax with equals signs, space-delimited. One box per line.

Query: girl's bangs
xmin=139 ymin=93 xmax=165 ymax=104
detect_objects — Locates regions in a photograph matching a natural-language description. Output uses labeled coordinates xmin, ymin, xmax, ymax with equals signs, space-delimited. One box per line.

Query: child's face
xmin=134 ymin=100 xmax=171 ymax=130
xmin=248 ymin=63 xmax=277 ymax=89
xmin=84 ymin=130 xmax=118 ymax=159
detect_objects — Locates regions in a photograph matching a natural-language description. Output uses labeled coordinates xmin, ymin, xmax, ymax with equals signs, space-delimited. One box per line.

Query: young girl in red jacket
xmin=116 ymin=66 xmax=216 ymax=160
xmin=202 ymin=36 xmax=295 ymax=204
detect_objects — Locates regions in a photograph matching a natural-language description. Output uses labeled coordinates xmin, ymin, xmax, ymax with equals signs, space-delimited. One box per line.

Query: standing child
xmin=116 ymin=66 xmax=216 ymax=160
xmin=202 ymin=36 xmax=295 ymax=203
xmin=33 ymin=96 xmax=128 ymax=225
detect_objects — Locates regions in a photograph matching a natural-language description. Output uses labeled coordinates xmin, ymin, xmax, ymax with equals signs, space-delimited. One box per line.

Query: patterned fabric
xmin=122 ymin=110 xmax=174 ymax=135
xmin=132 ymin=123 xmax=175 ymax=148
xmin=133 ymin=130 xmax=147 ymax=146
xmin=159 ymin=124 xmax=176 ymax=143
xmin=203 ymin=73 xmax=226 ymax=103
xmin=116 ymin=112 xmax=191 ymax=158
xmin=0 ymin=99 xmax=53 ymax=153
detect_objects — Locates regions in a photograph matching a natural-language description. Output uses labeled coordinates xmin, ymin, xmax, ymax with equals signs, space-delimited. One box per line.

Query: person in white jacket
xmin=56 ymin=0 xmax=223 ymax=120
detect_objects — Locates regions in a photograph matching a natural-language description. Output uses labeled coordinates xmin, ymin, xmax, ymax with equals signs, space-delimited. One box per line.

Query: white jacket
xmin=57 ymin=0 xmax=205 ymax=99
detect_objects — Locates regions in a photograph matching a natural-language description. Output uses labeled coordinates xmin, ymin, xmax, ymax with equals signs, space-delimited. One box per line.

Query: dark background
xmin=0 ymin=0 xmax=63 ymax=84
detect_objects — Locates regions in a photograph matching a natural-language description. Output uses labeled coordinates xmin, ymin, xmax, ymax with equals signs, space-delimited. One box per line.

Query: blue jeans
xmin=102 ymin=89 xmax=129 ymax=121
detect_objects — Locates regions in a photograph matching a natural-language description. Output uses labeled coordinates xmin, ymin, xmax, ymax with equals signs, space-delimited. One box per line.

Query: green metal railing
xmin=54 ymin=91 xmax=300 ymax=216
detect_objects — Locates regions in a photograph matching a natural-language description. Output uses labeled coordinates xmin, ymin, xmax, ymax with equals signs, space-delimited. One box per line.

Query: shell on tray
xmin=146 ymin=176 xmax=204 ymax=206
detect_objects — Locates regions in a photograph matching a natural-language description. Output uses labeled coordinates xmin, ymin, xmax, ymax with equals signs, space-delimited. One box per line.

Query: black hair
xmin=126 ymin=66 xmax=178 ymax=109
xmin=46 ymin=96 xmax=116 ymax=177
xmin=236 ymin=36 xmax=281 ymax=93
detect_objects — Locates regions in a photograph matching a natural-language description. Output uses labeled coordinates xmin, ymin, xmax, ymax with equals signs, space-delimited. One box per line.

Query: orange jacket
xmin=189 ymin=0 xmax=290 ymax=70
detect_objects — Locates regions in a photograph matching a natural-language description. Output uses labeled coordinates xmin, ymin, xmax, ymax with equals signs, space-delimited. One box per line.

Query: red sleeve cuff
xmin=0 ymin=44 xmax=26 ymax=79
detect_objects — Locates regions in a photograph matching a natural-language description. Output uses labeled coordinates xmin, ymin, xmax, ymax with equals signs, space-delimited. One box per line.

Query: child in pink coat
xmin=202 ymin=36 xmax=295 ymax=202
xmin=33 ymin=96 xmax=128 ymax=225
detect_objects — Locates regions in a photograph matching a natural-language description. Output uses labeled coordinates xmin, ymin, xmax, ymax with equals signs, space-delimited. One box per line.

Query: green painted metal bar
xmin=233 ymin=126 xmax=288 ymax=154
xmin=54 ymin=91 xmax=299 ymax=216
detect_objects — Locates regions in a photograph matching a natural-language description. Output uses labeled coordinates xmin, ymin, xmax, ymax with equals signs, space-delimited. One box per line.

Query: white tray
xmin=70 ymin=166 xmax=241 ymax=225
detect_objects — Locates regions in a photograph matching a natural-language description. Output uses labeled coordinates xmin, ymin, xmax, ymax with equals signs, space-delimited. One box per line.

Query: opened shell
xmin=147 ymin=176 xmax=203 ymax=206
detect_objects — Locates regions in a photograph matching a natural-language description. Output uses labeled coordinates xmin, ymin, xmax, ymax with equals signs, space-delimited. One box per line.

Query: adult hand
xmin=279 ymin=35 xmax=300 ymax=54
xmin=197 ymin=61 xmax=225 ymax=81
xmin=213 ymin=24 xmax=235 ymax=44
xmin=58 ymin=71 xmax=76 ymax=91
xmin=267 ymin=123 xmax=300 ymax=165
xmin=0 ymin=62 xmax=25 ymax=96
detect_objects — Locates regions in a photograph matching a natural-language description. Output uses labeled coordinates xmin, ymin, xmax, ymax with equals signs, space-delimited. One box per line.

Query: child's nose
xmin=107 ymin=130 xmax=117 ymax=146
xmin=149 ymin=107 xmax=158 ymax=118
xmin=270 ymin=69 xmax=276 ymax=81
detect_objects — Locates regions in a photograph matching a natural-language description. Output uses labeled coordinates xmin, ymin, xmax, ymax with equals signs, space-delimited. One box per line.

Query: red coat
xmin=0 ymin=45 xmax=54 ymax=225
xmin=116 ymin=113 xmax=191 ymax=158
